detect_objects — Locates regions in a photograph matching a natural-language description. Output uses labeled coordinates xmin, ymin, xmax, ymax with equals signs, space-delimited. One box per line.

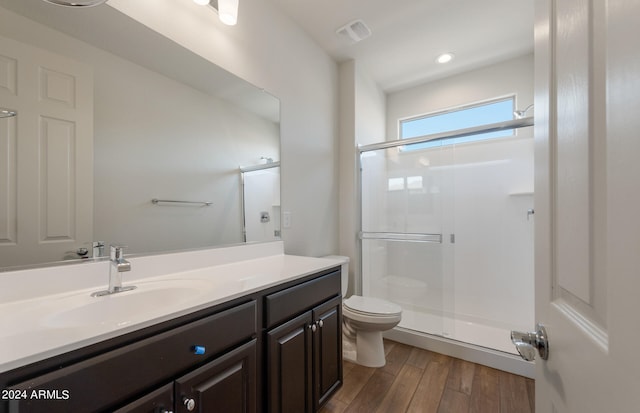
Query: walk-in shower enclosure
xmin=358 ymin=119 xmax=534 ymax=355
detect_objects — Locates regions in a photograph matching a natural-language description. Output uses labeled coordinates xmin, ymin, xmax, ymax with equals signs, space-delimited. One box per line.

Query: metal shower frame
xmin=355 ymin=116 xmax=534 ymax=295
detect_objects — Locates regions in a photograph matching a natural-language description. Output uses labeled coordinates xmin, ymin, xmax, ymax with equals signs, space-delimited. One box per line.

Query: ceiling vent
xmin=336 ymin=19 xmax=372 ymax=43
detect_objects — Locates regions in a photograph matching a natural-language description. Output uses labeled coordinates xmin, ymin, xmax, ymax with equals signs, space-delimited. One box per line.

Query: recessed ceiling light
xmin=436 ymin=53 xmax=455 ymax=64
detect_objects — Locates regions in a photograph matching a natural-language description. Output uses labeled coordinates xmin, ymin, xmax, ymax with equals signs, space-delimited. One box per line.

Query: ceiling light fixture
xmin=193 ymin=0 xmax=239 ymax=26
xmin=217 ymin=0 xmax=239 ymax=26
xmin=41 ymin=0 xmax=107 ymax=6
xmin=0 ymin=109 xmax=17 ymax=118
xmin=436 ymin=53 xmax=455 ymax=64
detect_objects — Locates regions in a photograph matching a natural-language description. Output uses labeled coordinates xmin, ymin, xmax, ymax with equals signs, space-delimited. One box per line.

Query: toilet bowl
xmin=343 ymin=295 xmax=402 ymax=367
xmin=322 ymin=255 xmax=403 ymax=368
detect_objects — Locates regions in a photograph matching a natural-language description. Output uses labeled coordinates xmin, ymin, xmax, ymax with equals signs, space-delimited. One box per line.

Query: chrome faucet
xmin=92 ymin=245 xmax=136 ymax=297
xmin=92 ymin=241 xmax=105 ymax=258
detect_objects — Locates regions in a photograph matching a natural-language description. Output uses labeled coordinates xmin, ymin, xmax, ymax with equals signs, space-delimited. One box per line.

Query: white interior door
xmin=532 ymin=0 xmax=640 ymax=411
xmin=0 ymin=35 xmax=93 ymax=267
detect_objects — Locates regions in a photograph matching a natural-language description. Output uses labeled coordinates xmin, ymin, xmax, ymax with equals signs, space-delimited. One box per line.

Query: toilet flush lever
xmin=511 ymin=323 xmax=549 ymax=361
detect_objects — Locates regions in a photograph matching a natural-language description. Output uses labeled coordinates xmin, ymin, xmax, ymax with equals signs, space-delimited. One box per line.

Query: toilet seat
xmin=343 ymin=295 xmax=402 ymax=317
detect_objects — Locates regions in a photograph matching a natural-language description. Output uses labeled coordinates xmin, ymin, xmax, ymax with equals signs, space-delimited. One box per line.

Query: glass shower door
xmin=360 ymin=141 xmax=455 ymax=339
xmin=360 ymin=130 xmax=535 ymax=354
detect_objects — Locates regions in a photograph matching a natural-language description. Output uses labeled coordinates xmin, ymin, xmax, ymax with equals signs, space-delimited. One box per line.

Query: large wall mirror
xmin=0 ymin=0 xmax=281 ymax=270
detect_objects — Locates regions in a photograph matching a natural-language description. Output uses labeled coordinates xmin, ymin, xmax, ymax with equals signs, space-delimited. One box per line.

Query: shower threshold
xmin=385 ymin=309 xmax=534 ymax=377
xmin=399 ymin=308 xmax=519 ymax=354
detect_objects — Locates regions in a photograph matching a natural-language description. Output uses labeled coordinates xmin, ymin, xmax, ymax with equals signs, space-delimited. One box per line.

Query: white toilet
xmin=325 ymin=256 xmax=403 ymax=368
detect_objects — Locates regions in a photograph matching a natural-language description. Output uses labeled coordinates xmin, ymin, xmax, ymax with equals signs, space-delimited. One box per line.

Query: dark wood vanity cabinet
xmin=3 ymin=300 xmax=257 ymax=413
xmin=267 ymin=311 xmax=314 ymax=412
xmin=174 ymin=339 xmax=256 ymax=413
xmin=265 ymin=270 xmax=343 ymax=413
xmin=114 ymin=339 xmax=257 ymax=413
xmin=112 ymin=383 xmax=174 ymax=413
xmin=0 ymin=267 xmax=342 ymax=413
xmin=312 ymin=296 xmax=343 ymax=410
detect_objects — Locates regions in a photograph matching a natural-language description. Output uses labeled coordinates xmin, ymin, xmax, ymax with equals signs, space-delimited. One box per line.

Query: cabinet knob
xmin=183 ymin=397 xmax=196 ymax=411
xmin=318 ymin=319 xmax=324 ymax=328
xmin=309 ymin=323 xmax=317 ymax=332
xmin=192 ymin=345 xmax=206 ymax=355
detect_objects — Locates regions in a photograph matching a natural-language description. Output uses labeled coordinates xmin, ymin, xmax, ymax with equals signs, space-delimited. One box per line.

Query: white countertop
xmin=0 ymin=242 xmax=345 ymax=374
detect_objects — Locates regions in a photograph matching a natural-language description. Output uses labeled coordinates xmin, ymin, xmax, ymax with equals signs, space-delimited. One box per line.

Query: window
xmin=399 ymin=97 xmax=515 ymax=150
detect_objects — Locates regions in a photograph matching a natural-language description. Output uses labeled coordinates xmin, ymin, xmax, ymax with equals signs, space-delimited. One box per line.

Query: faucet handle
xmin=110 ymin=244 xmax=127 ymax=260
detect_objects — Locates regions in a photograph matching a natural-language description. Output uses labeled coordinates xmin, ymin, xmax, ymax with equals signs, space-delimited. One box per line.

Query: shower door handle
xmin=510 ymin=323 xmax=549 ymax=361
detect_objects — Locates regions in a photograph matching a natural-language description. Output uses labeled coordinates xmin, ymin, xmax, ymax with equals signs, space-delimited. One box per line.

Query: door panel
xmin=554 ymin=0 xmax=594 ymax=305
xmin=312 ymin=296 xmax=342 ymax=410
xmin=267 ymin=311 xmax=313 ymax=413
xmin=40 ymin=116 xmax=78 ymax=242
xmin=0 ymin=110 xmax=16 ymax=246
xmin=535 ymin=0 xmax=640 ymax=411
xmin=0 ymin=35 xmax=93 ymax=267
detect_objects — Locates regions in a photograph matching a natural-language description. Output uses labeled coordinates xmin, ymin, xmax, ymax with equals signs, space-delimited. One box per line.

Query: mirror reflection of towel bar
xmin=151 ymin=199 xmax=212 ymax=206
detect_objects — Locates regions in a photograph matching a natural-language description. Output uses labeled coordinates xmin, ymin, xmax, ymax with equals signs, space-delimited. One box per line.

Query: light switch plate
xmin=282 ymin=211 xmax=292 ymax=228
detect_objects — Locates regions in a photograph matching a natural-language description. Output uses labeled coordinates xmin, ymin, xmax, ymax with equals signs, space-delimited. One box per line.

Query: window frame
xmin=397 ymin=95 xmax=518 ymax=151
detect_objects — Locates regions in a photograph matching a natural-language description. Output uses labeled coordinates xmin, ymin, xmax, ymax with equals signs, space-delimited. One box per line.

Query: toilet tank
xmin=322 ymin=255 xmax=350 ymax=296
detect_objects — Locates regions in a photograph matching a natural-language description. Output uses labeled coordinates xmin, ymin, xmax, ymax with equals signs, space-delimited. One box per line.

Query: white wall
xmin=364 ymin=54 xmax=535 ymax=330
xmin=93 ymin=54 xmax=280 ymax=253
xmin=338 ymin=60 xmax=386 ymax=294
xmin=108 ymin=0 xmax=339 ymax=257
xmin=387 ymin=54 xmax=534 ymax=141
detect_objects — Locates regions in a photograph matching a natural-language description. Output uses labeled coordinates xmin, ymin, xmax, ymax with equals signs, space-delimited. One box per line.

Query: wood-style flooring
xmin=320 ymin=340 xmax=534 ymax=413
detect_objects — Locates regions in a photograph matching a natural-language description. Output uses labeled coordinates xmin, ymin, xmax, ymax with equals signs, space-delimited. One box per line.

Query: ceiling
xmin=269 ymin=0 xmax=534 ymax=92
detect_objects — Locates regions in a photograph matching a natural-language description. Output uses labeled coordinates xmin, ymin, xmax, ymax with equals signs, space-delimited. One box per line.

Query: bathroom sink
xmin=43 ymin=279 xmax=214 ymax=329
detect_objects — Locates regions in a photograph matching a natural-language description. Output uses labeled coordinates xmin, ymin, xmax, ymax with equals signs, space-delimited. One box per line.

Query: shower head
xmin=0 ymin=109 xmax=16 ymax=119
xmin=40 ymin=0 xmax=108 ymax=7
xmin=514 ymin=104 xmax=534 ymax=119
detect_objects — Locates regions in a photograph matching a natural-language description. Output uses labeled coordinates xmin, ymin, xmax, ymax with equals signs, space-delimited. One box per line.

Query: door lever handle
xmin=527 ymin=209 xmax=535 ymax=220
xmin=511 ymin=323 xmax=549 ymax=361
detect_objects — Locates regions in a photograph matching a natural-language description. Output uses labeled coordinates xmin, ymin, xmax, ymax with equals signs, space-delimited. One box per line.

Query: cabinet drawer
xmin=112 ymin=383 xmax=174 ymax=413
xmin=8 ymin=300 xmax=256 ymax=413
xmin=265 ymin=270 xmax=340 ymax=329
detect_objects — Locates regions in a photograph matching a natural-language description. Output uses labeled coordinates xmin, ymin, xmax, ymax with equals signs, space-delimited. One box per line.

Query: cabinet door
xmin=113 ymin=383 xmax=174 ymax=413
xmin=312 ymin=296 xmax=343 ymax=410
xmin=266 ymin=311 xmax=313 ymax=413
xmin=175 ymin=339 xmax=256 ymax=413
